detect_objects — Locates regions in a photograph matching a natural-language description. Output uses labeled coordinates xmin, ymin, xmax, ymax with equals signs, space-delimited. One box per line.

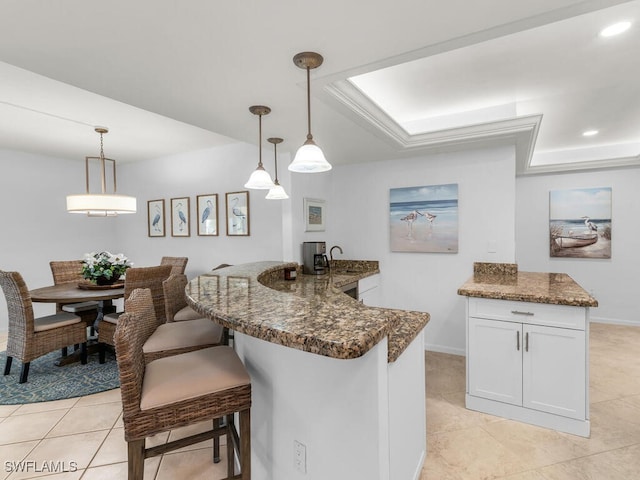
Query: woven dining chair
xmin=49 ymin=260 xmax=101 ymax=327
xmin=159 ymin=256 xmax=188 ymax=276
xmin=114 ymin=288 xmax=251 ymax=480
xmin=98 ymin=265 xmax=173 ymax=363
xmin=0 ymin=270 xmax=88 ymax=383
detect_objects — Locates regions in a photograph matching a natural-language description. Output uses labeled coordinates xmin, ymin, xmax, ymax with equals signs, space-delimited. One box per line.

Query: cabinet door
xmin=468 ymin=317 xmax=523 ymax=406
xmin=522 ymin=324 xmax=586 ymax=420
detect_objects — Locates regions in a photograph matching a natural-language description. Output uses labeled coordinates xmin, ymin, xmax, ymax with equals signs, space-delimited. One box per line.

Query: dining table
xmin=29 ymin=282 xmax=125 ymax=365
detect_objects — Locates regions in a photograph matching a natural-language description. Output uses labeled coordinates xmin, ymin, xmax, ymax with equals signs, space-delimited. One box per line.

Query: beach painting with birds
xmin=197 ymin=194 xmax=218 ymax=236
xmin=390 ymin=183 xmax=458 ymax=253
xmin=549 ymin=187 xmax=611 ymax=259
xmin=147 ymin=199 xmax=165 ymax=237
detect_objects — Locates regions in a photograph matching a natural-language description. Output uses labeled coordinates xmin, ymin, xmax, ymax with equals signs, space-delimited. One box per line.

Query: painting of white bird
xmin=226 ymin=191 xmax=250 ymax=236
xmin=170 ymin=197 xmax=190 ymax=237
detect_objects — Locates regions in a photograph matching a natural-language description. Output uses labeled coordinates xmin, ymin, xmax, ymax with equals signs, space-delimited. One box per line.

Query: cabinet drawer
xmin=468 ymin=297 xmax=586 ymax=330
xmin=358 ymin=274 xmax=379 ymax=294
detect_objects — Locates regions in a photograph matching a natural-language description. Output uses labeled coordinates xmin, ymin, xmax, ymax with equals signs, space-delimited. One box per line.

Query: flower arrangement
xmin=82 ymin=251 xmax=133 ymax=285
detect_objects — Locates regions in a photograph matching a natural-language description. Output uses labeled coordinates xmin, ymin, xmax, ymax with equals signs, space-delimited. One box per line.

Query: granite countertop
xmin=186 ymin=261 xmax=429 ymax=362
xmin=457 ymin=271 xmax=598 ymax=307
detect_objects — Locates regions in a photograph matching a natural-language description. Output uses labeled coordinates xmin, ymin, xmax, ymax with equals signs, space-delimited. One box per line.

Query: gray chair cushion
xmin=34 ymin=312 xmax=81 ymax=332
xmin=62 ymin=301 xmax=99 ymax=313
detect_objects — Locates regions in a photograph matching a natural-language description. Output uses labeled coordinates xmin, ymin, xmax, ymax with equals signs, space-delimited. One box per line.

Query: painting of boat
xmin=554 ymin=233 xmax=598 ymax=248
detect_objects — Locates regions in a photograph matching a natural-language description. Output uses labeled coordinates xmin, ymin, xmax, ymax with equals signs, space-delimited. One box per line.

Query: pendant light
xmin=288 ymin=51 xmax=332 ymax=173
xmin=66 ymin=127 xmax=137 ymax=216
xmin=266 ymin=137 xmax=289 ymax=200
xmin=244 ymin=105 xmax=276 ymax=189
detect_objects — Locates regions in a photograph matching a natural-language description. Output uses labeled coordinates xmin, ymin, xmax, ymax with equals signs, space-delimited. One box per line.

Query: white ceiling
xmin=0 ymin=0 xmax=638 ymax=174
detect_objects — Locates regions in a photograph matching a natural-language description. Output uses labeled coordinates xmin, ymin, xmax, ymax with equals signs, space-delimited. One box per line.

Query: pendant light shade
xmin=245 ymin=105 xmax=276 ymax=189
xmin=266 ymin=137 xmax=289 ymax=200
xmin=289 ymin=52 xmax=332 ymax=173
xmin=66 ymin=127 xmax=137 ymax=216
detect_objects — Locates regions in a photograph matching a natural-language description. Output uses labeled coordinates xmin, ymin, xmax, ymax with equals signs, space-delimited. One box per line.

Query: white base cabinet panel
xmin=465 ymin=297 xmax=590 ymax=437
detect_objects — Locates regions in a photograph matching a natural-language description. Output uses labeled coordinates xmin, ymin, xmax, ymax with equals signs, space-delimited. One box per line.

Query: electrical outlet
xmin=294 ymin=440 xmax=306 ymax=473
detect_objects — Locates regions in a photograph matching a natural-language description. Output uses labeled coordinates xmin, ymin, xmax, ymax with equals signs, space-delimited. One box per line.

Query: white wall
xmin=327 ymin=145 xmax=517 ymax=355
xmin=0 ymin=149 xmax=117 ymax=329
xmin=0 ymin=142 xmax=289 ymax=331
xmin=516 ymin=168 xmax=640 ymax=325
xmin=115 ymin=143 xmax=287 ymax=279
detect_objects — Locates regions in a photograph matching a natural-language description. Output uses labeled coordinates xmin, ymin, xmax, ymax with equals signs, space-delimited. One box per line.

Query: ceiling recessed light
xmin=582 ymin=130 xmax=599 ymax=137
xmin=599 ymin=21 xmax=631 ymax=37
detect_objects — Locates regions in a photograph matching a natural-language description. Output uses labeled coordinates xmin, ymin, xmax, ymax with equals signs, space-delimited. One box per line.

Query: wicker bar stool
xmin=0 ymin=270 xmax=87 ymax=383
xmin=159 ymin=256 xmax=188 ymax=276
xmin=114 ymin=288 xmax=251 ymax=480
xmin=98 ymin=265 xmax=173 ymax=363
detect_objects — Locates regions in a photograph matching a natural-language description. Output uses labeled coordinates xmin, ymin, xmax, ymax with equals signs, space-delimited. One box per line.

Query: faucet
xmin=329 ymin=245 xmax=343 ymax=261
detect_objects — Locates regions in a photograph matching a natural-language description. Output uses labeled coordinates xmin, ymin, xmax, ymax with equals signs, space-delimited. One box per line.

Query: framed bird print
xmin=170 ymin=197 xmax=190 ymax=237
xmin=549 ymin=187 xmax=611 ymax=259
xmin=197 ymin=194 xmax=218 ymax=236
xmin=226 ymin=191 xmax=250 ymax=236
xmin=147 ymin=199 xmax=165 ymax=237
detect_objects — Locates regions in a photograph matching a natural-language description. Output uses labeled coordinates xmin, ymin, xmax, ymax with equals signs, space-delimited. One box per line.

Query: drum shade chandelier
xmin=244 ymin=105 xmax=276 ymax=189
xmin=66 ymin=127 xmax=136 ymax=216
xmin=288 ymin=51 xmax=332 ymax=173
xmin=266 ymin=137 xmax=289 ymax=200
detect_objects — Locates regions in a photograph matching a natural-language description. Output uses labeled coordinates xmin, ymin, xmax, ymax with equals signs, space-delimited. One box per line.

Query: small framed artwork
xmin=226 ymin=191 xmax=250 ymax=236
xmin=304 ymin=198 xmax=325 ymax=232
xmin=147 ymin=199 xmax=165 ymax=237
xmin=170 ymin=197 xmax=190 ymax=237
xmin=197 ymin=194 xmax=219 ymax=236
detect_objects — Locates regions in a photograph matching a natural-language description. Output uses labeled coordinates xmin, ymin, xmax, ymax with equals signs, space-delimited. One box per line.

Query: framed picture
xmin=549 ymin=187 xmax=611 ymax=259
xmin=170 ymin=197 xmax=190 ymax=237
xmin=226 ymin=191 xmax=250 ymax=236
xmin=389 ymin=183 xmax=458 ymax=253
xmin=304 ymin=198 xmax=325 ymax=232
xmin=147 ymin=199 xmax=165 ymax=237
xmin=197 ymin=194 xmax=219 ymax=236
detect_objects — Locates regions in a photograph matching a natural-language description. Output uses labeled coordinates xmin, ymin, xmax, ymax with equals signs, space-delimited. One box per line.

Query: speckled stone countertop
xmin=186 ymin=261 xmax=429 ymax=362
xmin=458 ymin=270 xmax=598 ymax=307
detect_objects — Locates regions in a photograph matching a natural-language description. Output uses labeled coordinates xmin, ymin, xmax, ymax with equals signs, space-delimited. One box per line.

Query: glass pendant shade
xmin=266 ymin=183 xmax=289 ymax=200
xmin=244 ymin=165 xmax=275 ymax=189
xmin=290 ymin=51 xmax=332 ymax=173
xmin=289 ymin=138 xmax=331 ymax=173
xmin=66 ymin=127 xmax=137 ymax=216
xmin=245 ymin=105 xmax=275 ymax=190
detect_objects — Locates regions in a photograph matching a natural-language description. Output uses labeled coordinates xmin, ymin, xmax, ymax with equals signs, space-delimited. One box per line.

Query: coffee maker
xmin=302 ymin=241 xmax=328 ymax=275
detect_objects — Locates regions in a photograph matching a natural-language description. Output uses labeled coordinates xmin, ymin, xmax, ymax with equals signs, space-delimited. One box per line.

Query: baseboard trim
xmin=425 ymin=343 xmax=465 ymax=356
xmin=590 ymin=317 xmax=640 ymax=327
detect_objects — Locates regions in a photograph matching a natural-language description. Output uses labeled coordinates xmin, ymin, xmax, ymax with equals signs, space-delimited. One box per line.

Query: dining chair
xmin=98 ymin=265 xmax=173 ymax=363
xmin=159 ymin=256 xmax=188 ymax=276
xmin=114 ymin=288 xmax=251 ymax=480
xmin=0 ymin=269 xmax=88 ymax=383
xmin=49 ymin=260 xmax=101 ymax=327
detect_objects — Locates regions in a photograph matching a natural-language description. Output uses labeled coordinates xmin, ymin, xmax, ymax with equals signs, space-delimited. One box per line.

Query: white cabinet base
xmin=466 ymin=394 xmax=590 ymax=437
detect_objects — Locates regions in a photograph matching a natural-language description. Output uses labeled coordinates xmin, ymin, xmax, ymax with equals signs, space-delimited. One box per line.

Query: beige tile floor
xmin=1 ymin=322 xmax=639 ymax=479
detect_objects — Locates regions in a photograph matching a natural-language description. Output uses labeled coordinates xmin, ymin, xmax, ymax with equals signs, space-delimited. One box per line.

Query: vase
xmin=96 ymin=276 xmax=117 ymax=286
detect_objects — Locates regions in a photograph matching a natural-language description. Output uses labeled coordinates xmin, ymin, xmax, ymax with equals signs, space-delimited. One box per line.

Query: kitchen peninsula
xmin=458 ymin=263 xmax=598 ymax=437
xmin=186 ymin=261 xmax=430 ymax=480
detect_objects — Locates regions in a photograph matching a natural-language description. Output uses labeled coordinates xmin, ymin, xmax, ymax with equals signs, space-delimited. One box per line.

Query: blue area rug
xmin=0 ymin=349 xmax=119 ymax=405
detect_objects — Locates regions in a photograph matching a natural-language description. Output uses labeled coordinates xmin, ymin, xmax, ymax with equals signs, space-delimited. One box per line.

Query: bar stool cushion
xmin=173 ymin=305 xmax=203 ymax=322
xmin=140 ymin=346 xmax=250 ymax=410
xmin=34 ymin=312 xmax=82 ymax=332
xmin=142 ymin=318 xmax=223 ymax=355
